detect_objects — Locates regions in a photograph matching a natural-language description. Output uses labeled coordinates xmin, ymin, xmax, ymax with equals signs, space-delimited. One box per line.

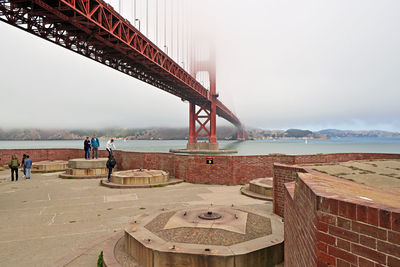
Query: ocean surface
xmin=0 ymin=138 xmax=400 ymax=155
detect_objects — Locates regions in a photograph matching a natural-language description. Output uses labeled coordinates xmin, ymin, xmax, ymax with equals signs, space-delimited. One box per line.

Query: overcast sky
xmin=1 ymin=0 xmax=399 ymax=131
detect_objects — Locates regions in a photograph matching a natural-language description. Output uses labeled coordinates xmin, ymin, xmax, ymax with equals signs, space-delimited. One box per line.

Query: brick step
xmin=249 ymin=177 xmax=273 ymax=197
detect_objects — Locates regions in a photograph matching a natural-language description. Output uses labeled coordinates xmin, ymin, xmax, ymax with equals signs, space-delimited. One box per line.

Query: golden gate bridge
xmin=0 ymin=0 xmax=245 ymax=149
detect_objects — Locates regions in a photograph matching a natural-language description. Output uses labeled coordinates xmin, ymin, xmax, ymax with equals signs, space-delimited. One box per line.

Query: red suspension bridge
xmin=0 ymin=0 xmax=244 ymax=149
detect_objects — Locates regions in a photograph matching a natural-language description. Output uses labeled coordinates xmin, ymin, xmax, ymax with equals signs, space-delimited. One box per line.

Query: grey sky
xmin=1 ymin=0 xmax=400 ymax=131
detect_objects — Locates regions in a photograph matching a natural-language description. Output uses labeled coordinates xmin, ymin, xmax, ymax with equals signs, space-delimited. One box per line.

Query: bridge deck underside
xmin=0 ymin=0 xmax=241 ymax=127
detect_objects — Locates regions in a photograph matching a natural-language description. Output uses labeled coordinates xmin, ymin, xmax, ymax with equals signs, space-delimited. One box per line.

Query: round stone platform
xmin=104 ymin=206 xmax=284 ymax=267
xmin=59 ymin=158 xmax=108 ymax=179
xmin=101 ymin=178 xmax=183 ymax=188
xmin=31 ymin=160 xmax=68 ymax=173
xmin=110 ymin=169 xmax=169 ymax=185
xmin=101 ymin=169 xmax=183 ymax=188
xmin=241 ymin=177 xmax=273 ymax=201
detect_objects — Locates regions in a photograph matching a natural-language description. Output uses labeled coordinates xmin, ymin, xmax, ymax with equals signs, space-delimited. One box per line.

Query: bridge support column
xmin=188 ymin=102 xmax=197 ymax=148
xmin=209 ymin=69 xmax=218 ymax=150
xmin=237 ymin=128 xmax=245 ymax=141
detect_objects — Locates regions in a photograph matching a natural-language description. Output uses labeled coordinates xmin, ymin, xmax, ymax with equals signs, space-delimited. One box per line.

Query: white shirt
xmin=106 ymin=140 xmax=116 ymax=150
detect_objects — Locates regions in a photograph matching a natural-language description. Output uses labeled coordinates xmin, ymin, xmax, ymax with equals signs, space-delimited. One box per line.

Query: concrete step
xmin=241 ymin=177 xmax=274 ymax=201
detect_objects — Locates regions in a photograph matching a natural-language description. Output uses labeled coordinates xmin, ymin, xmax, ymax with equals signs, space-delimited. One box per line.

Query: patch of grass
xmin=365 ymin=163 xmax=378 ymax=167
xmin=139 ymin=207 xmax=146 ymax=210
xmin=346 ymin=166 xmax=374 ymax=174
xmin=97 ymin=251 xmax=103 ymax=267
xmin=333 ymin=173 xmax=350 ymax=177
xmin=69 ymin=220 xmax=76 ymax=223
xmin=360 ymin=171 xmax=375 ymax=174
xmin=66 ymin=176 xmax=73 ymax=179
xmin=379 ymin=173 xmax=398 ymax=178
xmin=387 ymin=167 xmax=400 ymax=171
xmin=312 ymin=168 xmax=328 ymax=174
xmin=347 ymin=166 xmax=361 ymax=171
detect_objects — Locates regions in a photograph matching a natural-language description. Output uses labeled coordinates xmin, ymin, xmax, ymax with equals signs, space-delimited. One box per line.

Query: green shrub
xmin=97 ymin=251 xmax=103 ymax=267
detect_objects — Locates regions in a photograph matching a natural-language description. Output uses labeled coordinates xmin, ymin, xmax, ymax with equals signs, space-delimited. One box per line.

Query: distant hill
xmin=316 ymin=129 xmax=400 ymax=138
xmin=0 ymin=127 xmax=399 ymax=140
xmin=0 ymin=127 xmax=239 ymax=140
xmin=246 ymin=128 xmax=329 ymax=140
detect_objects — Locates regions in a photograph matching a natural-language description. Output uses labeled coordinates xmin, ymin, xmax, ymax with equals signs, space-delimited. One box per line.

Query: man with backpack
xmin=8 ymin=155 xmax=20 ymax=181
xmin=106 ymin=155 xmax=116 ymax=183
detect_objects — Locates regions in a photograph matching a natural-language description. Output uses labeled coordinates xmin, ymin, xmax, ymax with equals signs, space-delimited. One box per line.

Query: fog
xmin=1 ymin=0 xmax=399 ymax=131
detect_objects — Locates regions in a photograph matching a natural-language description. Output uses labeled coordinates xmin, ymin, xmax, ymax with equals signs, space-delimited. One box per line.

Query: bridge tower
xmin=187 ymin=45 xmax=219 ymax=150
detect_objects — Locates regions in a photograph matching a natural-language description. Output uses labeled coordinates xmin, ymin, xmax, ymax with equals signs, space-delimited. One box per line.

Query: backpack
xmin=9 ymin=159 xmax=19 ymax=168
xmin=107 ymin=158 xmax=116 ymax=168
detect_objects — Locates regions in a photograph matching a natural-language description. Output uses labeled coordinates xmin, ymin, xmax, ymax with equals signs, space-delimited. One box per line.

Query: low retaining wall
xmin=284 ymin=172 xmax=400 ymax=266
xmin=0 ymin=148 xmax=108 ymax=167
xmin=1 ymin=148 xmax=399 ymax=186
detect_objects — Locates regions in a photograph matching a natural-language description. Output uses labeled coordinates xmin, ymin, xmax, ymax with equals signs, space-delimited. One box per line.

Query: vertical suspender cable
xmin=164 ymin=0 xmax=167 ymax=53
xmin=146 ymin=0 xmax=149 ymax=36
xmin=186 ymin=0 xmax=189 ymax=72
xmin=156 ymin=0 xmax=158 ymax=45
xmin=182 ymin=0 xmax=184 ymax=69
xmin=171 ymin=0 xmax=173 ymax=60
xmin=134 ymin=0 xmax=136 ymax=27
xmin=176 ymin=0 xmax=179 ymax=63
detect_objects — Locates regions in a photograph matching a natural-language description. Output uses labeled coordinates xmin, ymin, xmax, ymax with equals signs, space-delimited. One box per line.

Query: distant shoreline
xmin=0 ymin=127 xmax=399 ymax=141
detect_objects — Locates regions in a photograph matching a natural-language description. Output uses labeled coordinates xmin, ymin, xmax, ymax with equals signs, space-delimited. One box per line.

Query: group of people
xmin=83 ymin=135 xmax=117 ymax=182
xmin=83 ymin=134 xmax=100 ymax=159
xmin=8 ymin=154 xmax=32 ymax=181
xmin=83 ymin=135 xmax=116 ymax=159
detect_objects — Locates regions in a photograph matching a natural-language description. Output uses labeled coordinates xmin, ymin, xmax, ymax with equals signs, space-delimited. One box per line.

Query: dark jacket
xmin=84 ymin=140 xmax=91 ymax=150
xmin=106 ymin=158 xmax=116 ymax=169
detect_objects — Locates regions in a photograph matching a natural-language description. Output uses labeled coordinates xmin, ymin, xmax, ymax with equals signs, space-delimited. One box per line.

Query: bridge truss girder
xmin=0 ymin=0 xmax=242 ymax=131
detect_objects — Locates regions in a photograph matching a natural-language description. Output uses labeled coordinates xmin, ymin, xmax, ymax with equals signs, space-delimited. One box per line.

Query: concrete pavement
xmin=0 ymin=169 xmax=269 ymax=267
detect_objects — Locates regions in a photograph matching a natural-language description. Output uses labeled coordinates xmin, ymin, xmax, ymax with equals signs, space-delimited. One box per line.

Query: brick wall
xmin=284 ymin=172 xmax=400 ymax=267
xmin=0 ymin=148 xmax=108 ymax=167
xmin=273 ymin=163 xmax=307 ymax=217
xmin=1 ymin=149 xmax=400 ymax=186
xmin=284 ymin=180 xmax=318 ymax=266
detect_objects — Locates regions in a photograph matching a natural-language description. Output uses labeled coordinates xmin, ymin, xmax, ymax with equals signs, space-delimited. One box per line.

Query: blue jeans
xmin=107 ymin=148 xmax=112 ymax=157
xmin=85 ymin=149 xmax=91 ymax=159
xmin=26 ymin=168 xmax=31 ymax=179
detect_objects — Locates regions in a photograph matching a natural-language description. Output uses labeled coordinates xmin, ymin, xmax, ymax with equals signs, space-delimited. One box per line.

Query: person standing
xmin=106 ymin=139 xmax=116 ymax=157
xmin=21 ymin=154 xmax=27 ymax=178
xmin=106 ymin=155 xmax=116 ymax=182
xmin=91 ymin=134 xmax=100 ymax=159
xmin=24 ymin=155 xmax=32 ymax=179
xmin=84 ymin=136 xmax=91 ymax=160
xmin=8 ymin=155 xmax=20 ymax=182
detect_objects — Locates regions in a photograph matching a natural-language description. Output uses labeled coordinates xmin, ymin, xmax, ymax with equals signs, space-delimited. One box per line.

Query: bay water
xmin=0 ymin=138 xmax=399 ymax=155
